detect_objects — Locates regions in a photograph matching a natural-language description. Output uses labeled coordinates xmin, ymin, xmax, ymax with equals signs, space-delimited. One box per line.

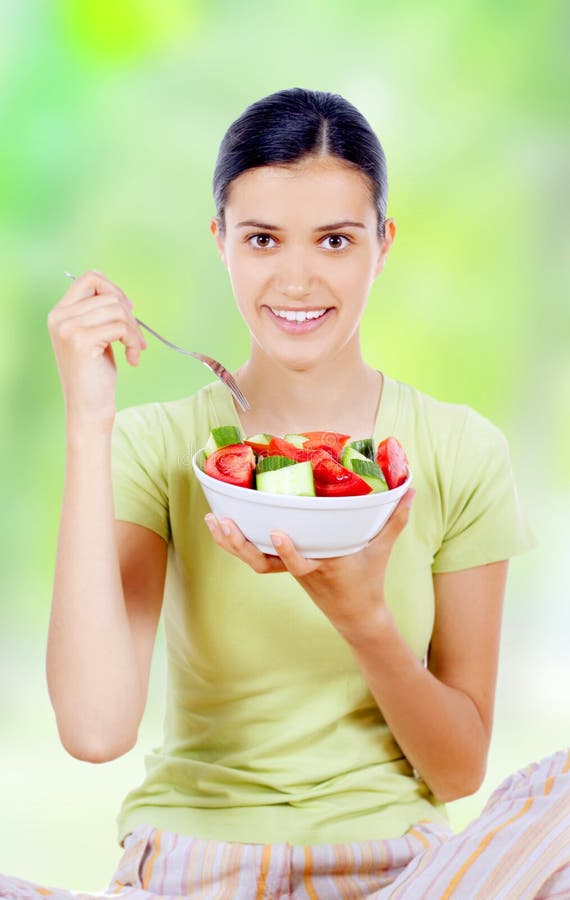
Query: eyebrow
xmin=235 ymin=219 xmax=367 ymax=231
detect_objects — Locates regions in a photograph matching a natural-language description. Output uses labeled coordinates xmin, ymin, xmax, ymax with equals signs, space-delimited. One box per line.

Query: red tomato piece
xmin=265 ymin=438 xmax=341 ymax=468
xmin=315 ymin=477 xmax=372 ymax=497
xmin=204 ymin=443 xmax=256 ymax=488
xmin=376 ymin=437 xmax=409 ymax=489
xmin=265 ymin=437 xmax=313 ymax=462
xmin=309 ymin=448 xmax=372 ymax=497
xmin=298 ymin=431 xmax=351 ymax=461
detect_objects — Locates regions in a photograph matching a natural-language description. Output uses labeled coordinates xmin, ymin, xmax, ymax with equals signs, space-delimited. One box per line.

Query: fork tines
xmin=220 ymin=371 xmax=250 ymax=411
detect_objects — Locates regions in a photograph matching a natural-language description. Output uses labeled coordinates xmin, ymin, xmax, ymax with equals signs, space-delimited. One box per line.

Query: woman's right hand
xmin=47 ymin=269 xmax=147 ymax=433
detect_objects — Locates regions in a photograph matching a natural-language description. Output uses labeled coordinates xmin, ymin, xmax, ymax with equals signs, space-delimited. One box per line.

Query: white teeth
xmin=270 ymin=307 xmax=328 ymax=322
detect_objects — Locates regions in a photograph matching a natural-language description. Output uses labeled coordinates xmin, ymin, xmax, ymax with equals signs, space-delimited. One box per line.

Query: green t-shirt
xmin=111 ymin=371 xmax=537 ymax=847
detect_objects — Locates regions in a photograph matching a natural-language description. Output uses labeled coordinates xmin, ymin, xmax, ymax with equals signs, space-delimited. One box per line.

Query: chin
xmin=252 ymin=323 xmax=341 ymax=371
xmin=272 ymin=349 xmax=329 ymax=374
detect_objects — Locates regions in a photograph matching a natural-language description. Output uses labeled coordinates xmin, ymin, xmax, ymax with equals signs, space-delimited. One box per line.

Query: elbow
xmin=433 ymin=778 xmax=482 ymax=803
xmin=60 ymin=730 xmax=138 ymax=763
xmin=429 ymin=760 xmax=487 ymax=803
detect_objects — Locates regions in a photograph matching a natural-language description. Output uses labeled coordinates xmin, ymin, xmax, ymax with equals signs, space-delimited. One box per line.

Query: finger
xmin=204 ymin=515 xmax=288 ymax=573
xmin=51 ymin=300 xmax=146 ymax=365
xmin=73 ymin=320 xmax=146 ymax=367
xmin=371 ymin=488 xmax=416 ymax=545
xmin=57 ymin=294 xmax=147 ymax=349
xmin=268 ymin=531 xmax=320 ymax=576
xmin=58 ymin=269 xmax=133 ymax=310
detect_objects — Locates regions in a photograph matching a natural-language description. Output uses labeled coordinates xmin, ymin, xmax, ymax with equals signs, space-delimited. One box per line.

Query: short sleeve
xmin=431 ymin=408 xmax=538 ymax=573
xmin=111 ymin=404 xmax=171 ymax=543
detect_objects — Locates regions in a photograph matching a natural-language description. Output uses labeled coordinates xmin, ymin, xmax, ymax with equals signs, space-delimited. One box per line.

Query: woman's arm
xmin=45 ymin=270 xmax=165 ymax=762
xmin=205 ymin=494 xmax=508 ymax=802
xmin=340 ymin=560 xmax=508 ymax=802
xmin=46 ymin=429 xmax=167 ymax=762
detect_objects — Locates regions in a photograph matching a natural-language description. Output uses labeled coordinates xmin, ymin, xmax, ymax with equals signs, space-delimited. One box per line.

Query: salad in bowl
xmin=193 ymin=425 xmax=412 ymax=557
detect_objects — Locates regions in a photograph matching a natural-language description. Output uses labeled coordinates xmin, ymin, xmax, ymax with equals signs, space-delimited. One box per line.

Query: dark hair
xmin=212 ymin=87 xmax=388 ymax=239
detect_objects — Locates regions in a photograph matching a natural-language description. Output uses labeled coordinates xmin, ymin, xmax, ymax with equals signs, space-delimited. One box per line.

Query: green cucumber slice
xmin=203 ymin=425 xmax=243 ymax=458
xmin=340 ymin=446 xmax=388 ymax=492
xmin=255 ymin=460 xmax=315 ymax=496
xmin=348 ymin=438 xmax=375 ymax=460
xmin=256 ymin=455 xmax=297 ymax=474
xmin=340 ymin=445 xmax=369 ymax=468
xmin=283 ymin=434 xmax=308 ymax=448
xmin=351 ymin=457 xmax=389 ymax=492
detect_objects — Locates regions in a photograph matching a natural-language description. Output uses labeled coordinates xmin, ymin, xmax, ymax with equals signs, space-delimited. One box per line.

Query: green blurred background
xmin=1 ymin=0 xmax=568 ymax=889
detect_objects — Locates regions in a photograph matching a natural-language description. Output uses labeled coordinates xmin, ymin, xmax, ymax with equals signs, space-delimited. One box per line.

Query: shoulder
xmin=113 ymin=381 xmax=223 ymax=466
xmin=393 ymin=378 xmax=507 ymax=458
xmin=395 ymin=381 xmax=517 ymax=524
xmin=112 ymin=401 xmax=170 ymax=464
xmin=115 ymin=382 xmax=217 ymax=430
xmin=114 ymin=400 xmax=165 ymax=432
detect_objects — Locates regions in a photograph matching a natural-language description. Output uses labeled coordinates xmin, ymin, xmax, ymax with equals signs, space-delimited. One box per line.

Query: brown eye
xmin=323 ymin=234 xmax=350 ymax=250
xmin=247 ymin=234 xmax=275 ymax=249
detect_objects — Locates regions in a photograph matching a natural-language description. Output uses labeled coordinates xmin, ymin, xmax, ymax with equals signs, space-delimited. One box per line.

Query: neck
xmin=231 ymin=347 xmax=383 ymax=437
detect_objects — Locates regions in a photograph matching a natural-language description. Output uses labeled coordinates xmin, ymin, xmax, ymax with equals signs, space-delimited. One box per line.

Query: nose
xmin=279 ymin=282 xmax=310 ymax=300
xmin=275 ymin=247 xmax=312 ymax=300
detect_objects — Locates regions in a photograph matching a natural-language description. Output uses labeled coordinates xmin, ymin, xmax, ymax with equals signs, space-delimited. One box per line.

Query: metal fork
xmin=63 ymin=272 xmax=250 ymax=411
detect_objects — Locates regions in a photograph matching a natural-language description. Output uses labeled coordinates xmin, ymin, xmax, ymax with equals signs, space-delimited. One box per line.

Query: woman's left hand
xmin=204 ymin=488 xmax=416 ymax=638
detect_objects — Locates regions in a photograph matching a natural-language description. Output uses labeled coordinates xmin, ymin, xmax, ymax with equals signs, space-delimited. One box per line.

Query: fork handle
xmin=134 ymin=318 xmax=198 ymax=359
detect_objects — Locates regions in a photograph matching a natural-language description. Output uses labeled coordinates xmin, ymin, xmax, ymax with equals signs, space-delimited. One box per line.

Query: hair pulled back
xmin=212 ymin=87 xmax=388 ymax=239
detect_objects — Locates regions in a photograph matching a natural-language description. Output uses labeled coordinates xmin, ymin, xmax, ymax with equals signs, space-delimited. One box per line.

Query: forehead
xmin=225 ymin=158 xmax=374 ymax=226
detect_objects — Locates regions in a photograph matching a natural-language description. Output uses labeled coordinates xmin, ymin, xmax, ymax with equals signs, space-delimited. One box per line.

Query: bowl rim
xmin=191 ymin=448 xmax=413 ymax=509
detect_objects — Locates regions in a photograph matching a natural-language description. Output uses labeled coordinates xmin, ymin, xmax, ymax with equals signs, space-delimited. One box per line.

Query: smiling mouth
xmin=263 ymin=305 xmax=334 ymax=332
xmin=265 ymin=306 xmax=333 ymax=321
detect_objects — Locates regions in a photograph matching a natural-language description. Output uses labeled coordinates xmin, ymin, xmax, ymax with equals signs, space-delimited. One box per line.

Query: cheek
xmin=228 ymin=252 xmax=264 ymax=292
xmin=328 ymin=261 xmax=370 ymax=299
xmin=227 ymin=260 xmax=251 ymax=301
xmin=228 ymin=269 xmax=264 ymax=323
xmin=233 ymin=277 xmax=274 ymax=324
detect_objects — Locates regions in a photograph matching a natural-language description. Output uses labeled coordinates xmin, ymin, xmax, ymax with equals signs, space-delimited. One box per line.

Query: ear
xmin=373 ymin=217 xmax=396 ymax=279
xmin=210 ymin=217 xmax=227 ymax=267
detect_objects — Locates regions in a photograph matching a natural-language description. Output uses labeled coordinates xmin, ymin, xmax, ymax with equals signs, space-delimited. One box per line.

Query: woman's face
xmin=210 ymin=155 xmax=395 ymax=371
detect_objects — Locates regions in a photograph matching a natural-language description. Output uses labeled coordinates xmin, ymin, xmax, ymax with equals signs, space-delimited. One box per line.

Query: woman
xmin=3 ymin=88 xmax=569 ymax=899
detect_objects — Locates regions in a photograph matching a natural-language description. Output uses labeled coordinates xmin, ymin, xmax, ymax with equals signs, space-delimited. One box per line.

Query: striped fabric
xmin=1 ymin=747 xmax=569 ymax=899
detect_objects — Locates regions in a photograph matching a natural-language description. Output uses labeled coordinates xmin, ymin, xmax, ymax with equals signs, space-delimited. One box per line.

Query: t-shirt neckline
xmin=207 ymin=369 xmax=400 ymax=443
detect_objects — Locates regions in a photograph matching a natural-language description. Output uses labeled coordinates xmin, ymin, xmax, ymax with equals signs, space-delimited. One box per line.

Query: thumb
xmin=375 ymin=488 xmax=416 ymax=544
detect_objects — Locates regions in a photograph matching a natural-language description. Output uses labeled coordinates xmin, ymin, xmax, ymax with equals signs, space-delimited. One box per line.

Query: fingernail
xmin=220 ymin=521 xmax=231 ymax=536
xmin=205 ymin=515 xmax=216 ymax=530
xmin=271 ymin=533 xmax=282 ymax=546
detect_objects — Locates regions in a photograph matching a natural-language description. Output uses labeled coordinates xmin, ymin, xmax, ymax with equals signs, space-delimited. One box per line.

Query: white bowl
xmin=192 ymin=449 xmax=413 ymax=558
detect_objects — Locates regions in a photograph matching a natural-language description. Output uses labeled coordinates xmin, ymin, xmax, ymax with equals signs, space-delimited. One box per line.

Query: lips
xmin=263 ymin=306 xmax=334 ymax=334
